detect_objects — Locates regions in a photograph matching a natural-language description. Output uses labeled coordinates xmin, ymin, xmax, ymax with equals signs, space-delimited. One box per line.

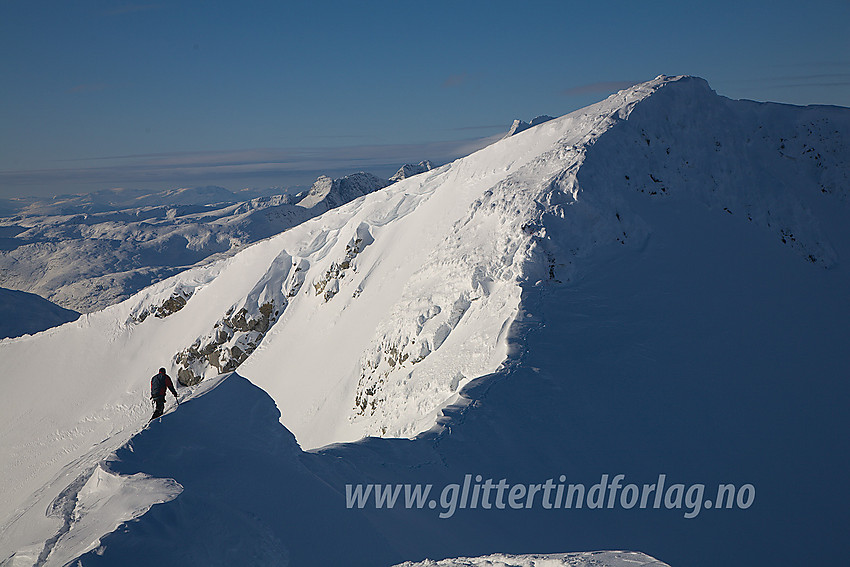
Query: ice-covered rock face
xmin=312 ymin=223 xmax=373 ymax=302
xmin=172 ymin=253 xmax=307 ymax=386
xmin=129 ymin=288 xmax=194 ymax=323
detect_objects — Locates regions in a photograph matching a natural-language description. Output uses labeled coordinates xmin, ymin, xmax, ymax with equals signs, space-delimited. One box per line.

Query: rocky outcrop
xmin=313 ymin=223 xmax=373 ymax=303
xmin=173 ymin=254 xmax=308 ymax=386
xmin=354 ymin=295 xmax=471 ymax=419
xmin=131 ymin=289 xmax=193 ymax=323
xmin=175 ymin=301 xmax=279 ymax=386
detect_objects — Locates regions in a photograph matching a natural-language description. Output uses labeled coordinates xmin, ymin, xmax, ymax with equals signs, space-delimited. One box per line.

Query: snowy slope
xmin=0 ymin=287 xmax=79 ymax=339
xmin=1 ymin=75 xmax=848 ymax=566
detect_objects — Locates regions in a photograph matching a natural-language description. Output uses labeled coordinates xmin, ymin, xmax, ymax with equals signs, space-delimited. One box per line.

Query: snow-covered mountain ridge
xmin=1 ymin=75 xmax=848 ymax=566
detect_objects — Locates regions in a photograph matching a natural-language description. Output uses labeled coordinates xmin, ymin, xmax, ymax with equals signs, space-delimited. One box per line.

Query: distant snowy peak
xmin=505 ymin=114 xmax=556 ymax=137
xmin=296 ymin=172 xmax=390 ymax=211
xmin=0 ymin=287 xmax=79 ymax=339
xmin=389 ymin=160 xmax=434 ymax=183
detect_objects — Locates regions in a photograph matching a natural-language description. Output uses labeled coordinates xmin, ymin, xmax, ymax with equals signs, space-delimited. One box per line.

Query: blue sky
xmin=1 ymin=0 xmax=848 ymax=198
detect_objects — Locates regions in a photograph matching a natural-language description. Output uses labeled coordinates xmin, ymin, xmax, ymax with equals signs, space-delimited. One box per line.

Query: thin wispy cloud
xmin=563 ymin=80 xmax=640 ymax=96
xmin=774 ymin=60 xmax=850 ymax=69
xmin=772 ymin=73 xmax=850 ymax=81
xmin=442 ymin=73 xmax=470 ymax=88
xmin=771 ymin=81 xmax=850 ymax=89
xmin=450 ymin=124 xmax=507 ymax=132
xmin=301 ymin=134 xmax=371 ymax=140
xmin=68 ymin=83 xmax=109 ymax=94
xmin=748 ymin=73 xmax=849 ymax=85
xmin=0 ymin=137 xmax=499 ymax=197
xmin=105 ymin=4 xmax=161 ymax=16
xmin=717 ymin=72 xmax=850 ymax=92
xmin=726 ymin=72 xmax=850 ymax=83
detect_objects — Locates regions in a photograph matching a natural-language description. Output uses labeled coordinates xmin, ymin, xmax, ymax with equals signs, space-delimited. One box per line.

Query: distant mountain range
xmin=0 ymin=163 xmax=434 ymax=313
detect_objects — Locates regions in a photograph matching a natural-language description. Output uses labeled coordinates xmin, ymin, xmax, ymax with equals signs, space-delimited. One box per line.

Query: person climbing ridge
xmin=150 ymin=367 xmax=178 ymax=421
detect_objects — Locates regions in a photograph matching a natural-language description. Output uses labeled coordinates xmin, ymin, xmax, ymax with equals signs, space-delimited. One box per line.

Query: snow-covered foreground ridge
xmin=1 ymin=75 xmax=848 ymax=563
xmin=393 ymin=551 xmax=670 ymax=567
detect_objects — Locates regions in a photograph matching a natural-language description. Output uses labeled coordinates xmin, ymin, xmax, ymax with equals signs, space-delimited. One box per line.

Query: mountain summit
xmin=295 ymin=172 xmax=390 ymax=212
xmin=1 ymin=75 xmax=848 ymax=566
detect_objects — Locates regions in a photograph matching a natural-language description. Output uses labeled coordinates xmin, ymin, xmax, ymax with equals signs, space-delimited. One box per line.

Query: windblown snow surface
xmin=1 ymin=76 xmax=849 ymax=566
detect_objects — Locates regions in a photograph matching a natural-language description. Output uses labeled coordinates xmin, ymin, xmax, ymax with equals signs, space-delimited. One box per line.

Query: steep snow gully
xmin=1 ymin=76 xmax=848 ymax=566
